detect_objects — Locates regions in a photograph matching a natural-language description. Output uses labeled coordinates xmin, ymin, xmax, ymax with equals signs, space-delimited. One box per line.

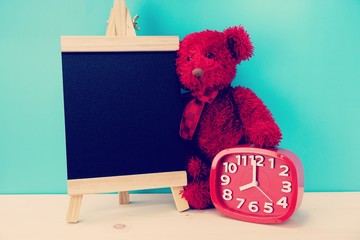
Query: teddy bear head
xmin=176 ymin=26 xmax=254 ymax=92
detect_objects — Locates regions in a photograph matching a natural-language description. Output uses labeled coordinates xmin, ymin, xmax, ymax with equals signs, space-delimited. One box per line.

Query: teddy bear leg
xmin=181 ymin=156 xmax=212 ymax=209
xmin=182 ymin=181 xmax=211 ymax=209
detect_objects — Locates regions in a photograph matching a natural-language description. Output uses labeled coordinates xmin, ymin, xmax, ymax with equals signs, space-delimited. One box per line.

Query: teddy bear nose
xmin=192 ymin=68 xmax=204 ymax=79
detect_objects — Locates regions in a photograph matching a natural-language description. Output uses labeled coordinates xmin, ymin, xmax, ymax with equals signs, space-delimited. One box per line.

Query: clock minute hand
xmin=239 ymin=159 xmax=258 ymax=191
xmin=251 ymin=158 xmax=257 ymax=183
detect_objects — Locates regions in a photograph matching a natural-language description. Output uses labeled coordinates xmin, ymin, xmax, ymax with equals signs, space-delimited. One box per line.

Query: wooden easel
xmin=65 ymin=0 xmax=189 ymax=223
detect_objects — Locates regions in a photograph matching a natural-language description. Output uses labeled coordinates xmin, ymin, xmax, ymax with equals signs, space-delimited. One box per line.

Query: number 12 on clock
xmin=210 ymin=146 xmax=304 ymax=224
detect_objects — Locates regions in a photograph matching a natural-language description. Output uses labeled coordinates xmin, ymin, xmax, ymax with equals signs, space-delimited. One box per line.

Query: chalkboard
xmin=61 ymin=36 xmax=186 ymax=184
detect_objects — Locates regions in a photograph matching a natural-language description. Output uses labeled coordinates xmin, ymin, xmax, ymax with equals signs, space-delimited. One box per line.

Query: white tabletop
xmin=1 ymin=192 xmax=359 ymax=240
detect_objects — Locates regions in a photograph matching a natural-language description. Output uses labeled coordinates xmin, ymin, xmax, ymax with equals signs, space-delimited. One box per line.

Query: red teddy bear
xmin=176 ymin=26 xmax=282 ymax=209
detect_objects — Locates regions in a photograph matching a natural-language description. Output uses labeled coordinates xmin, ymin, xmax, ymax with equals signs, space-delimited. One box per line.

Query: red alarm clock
xmin=210 ymin=145 xmax=304 ymax=224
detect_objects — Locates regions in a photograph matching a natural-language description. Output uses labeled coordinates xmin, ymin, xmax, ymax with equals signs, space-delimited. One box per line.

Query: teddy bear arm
xmin=233 ymin=86 xmax=282 ymax=147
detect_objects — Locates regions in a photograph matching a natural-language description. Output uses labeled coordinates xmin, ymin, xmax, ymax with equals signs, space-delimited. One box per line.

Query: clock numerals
xmin=222 ymin=189 xmax=233 ymax=201
xmin=281 ymin=181 xmax=292 ymax=193
xmin=234 ymin=155 xmax=277 ymax=168
xmin=248 ymin=201 xmax=259 ymax=213
xmin=264 ymin=202 xmax=274 ymax=213
xmin=235 ymin=198 xmax=274 ymax=214
xmin=279 ymin=165 xmax=290 ymax=176
xmin=220 ymin=174 xmax=231 ymax=185
xmin=276 ymin=197 xmax=288 ymax=208
xmin=223 ymin=162 xmax=238 ymax=173
xmin=236 ymin=198 xmax=245 ymax=208
xmin=236 ymin=154 xmax=265 ymax=167
xmin=250 ymin=155 xmax=264 ymax=167
xmin=236 ymin=155 xmax=248 ymax=166
xmin=268 ymin=157 xmax=275 ymax=169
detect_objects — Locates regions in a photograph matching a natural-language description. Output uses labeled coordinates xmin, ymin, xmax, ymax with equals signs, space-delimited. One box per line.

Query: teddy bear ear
xmin=224 ymin=26 xmax=254 ymax=64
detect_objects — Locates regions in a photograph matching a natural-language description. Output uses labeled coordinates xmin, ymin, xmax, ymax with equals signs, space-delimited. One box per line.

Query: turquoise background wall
xmin=0 ymin=0 xmax=359 ymax=193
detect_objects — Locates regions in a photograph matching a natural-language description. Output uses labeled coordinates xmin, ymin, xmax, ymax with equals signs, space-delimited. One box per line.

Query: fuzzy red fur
xmin=176 ymin=26 xmax=282 ymax=209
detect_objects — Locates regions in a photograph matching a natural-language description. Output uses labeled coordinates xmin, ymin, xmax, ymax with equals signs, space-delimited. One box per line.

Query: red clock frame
xmin=210 ymin=145 xmax=304 ymax=224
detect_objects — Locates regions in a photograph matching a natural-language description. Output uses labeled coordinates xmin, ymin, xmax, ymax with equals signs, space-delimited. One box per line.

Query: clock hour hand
xmin=239 ymin=181 xmax=257 ymax=191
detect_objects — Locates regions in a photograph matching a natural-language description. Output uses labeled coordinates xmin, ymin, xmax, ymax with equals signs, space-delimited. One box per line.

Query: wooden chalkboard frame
xmin=62 ymin=0 xmax=189 ymax=223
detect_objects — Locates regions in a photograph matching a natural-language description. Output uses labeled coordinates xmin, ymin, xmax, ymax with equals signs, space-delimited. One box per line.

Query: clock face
xmin=210 ymin=146 xmax=304 ymax=224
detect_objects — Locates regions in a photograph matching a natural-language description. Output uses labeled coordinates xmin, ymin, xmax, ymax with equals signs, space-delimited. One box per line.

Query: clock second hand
xmin=255 ymin=186 xmax=273 ymax=202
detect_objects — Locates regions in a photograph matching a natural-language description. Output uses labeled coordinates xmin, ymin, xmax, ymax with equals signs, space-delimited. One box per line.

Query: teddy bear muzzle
xmin=192 ymin=68 xmax=204 ymax=79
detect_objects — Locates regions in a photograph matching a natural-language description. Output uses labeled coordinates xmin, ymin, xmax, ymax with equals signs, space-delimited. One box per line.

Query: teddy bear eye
xmin=206 ymin=52 xmax=215 ymax=59
xmin=187 ymin=56 xmax=191 ymax=61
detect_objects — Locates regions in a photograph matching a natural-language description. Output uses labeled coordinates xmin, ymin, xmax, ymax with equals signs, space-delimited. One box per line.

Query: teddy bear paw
xmin=187 ymin=156 xmax=209 ymax=180
xmin=181 ymin=182 xmax=212 ymax=209
xmin=248 ymin=121 xmax=282 ymax=148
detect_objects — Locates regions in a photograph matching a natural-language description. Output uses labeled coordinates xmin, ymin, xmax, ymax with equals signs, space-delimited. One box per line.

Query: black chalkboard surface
xmin=62 ymin=51 xmax=186 ymax=180
xmin=61 ymin=37 xmax=187 ymax=185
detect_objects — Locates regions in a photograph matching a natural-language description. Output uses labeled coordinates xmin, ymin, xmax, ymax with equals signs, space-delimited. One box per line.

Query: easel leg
xmin=171 ymin=186 xmax=189 ymax=212
xmin=118 ymin=191 xmax=130 ymax=204
xmin=66 ymin=195 xmax=83 ymax=223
